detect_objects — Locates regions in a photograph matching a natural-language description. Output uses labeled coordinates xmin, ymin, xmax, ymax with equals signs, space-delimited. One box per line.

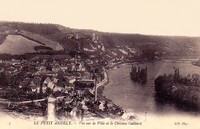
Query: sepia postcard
xmin=0 ymin=0 xmax=200 ymax=129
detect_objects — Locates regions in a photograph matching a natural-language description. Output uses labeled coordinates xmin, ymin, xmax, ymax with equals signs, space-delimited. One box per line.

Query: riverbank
xmin=155 ymin=75 xmax=200 ymax=111
xmin=107 ymin=61 xmax=124 ymax=69
xmin=103 ymin=61 xmax=200 ymax=116
xmin=94 ymin=69 xmax=124 ymax=119
xmin=192 ymin=60 xmax=200 ymax=67
xmin=96 ymin=65 xmax=140 ymax=120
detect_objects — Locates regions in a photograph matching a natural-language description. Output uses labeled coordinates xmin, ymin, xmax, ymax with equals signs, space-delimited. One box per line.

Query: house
xmin=43 ymin=77 xmax=55 ymax=89
xmin=19 ymin=77 xmax=32 ymax=91
xmin=38 ymin=66 xmax=47 ymax=72
xmin=74 ymin=79 xmax=95 ymax=90
xmin=52 ymin=64 xmax=61 ymax=73
xmin=53 ymin=85 xmax=63 ymax=92
xmin=61 ymin=66 xmax=68 ymax=72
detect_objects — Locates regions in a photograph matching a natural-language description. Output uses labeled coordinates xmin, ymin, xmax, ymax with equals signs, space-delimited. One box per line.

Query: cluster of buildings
xmin=0 ymin=55 xmax=123 ymax=120
xmin=0 ymin=32 xmax=127 ymax=120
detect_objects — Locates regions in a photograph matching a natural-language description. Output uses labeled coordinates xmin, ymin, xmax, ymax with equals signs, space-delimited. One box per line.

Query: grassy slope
xmin=0 ymin=35 xmax=42 ymax=55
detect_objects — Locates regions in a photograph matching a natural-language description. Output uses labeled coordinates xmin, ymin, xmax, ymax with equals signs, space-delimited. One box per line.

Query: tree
xmin=0 ymin=71 xmax=8 ymax=87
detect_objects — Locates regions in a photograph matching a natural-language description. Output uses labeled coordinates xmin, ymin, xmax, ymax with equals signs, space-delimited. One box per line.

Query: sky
xmin=0 ymin=0 xmax=200 ymax=36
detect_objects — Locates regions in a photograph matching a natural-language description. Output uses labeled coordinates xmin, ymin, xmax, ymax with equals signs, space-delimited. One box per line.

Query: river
xmin=103 ymin=60 xmax=200 ymax=116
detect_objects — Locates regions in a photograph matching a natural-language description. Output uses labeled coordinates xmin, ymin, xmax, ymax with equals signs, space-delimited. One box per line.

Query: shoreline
xmin=101 ymin=60 xmax=200 ymax=114
xmin=96 ymin=65 xmax=125 ymax=108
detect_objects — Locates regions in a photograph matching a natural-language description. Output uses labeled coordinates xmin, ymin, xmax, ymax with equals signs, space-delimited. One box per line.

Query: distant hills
xmin=0 ymin=21 xmax=200 ymax=61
